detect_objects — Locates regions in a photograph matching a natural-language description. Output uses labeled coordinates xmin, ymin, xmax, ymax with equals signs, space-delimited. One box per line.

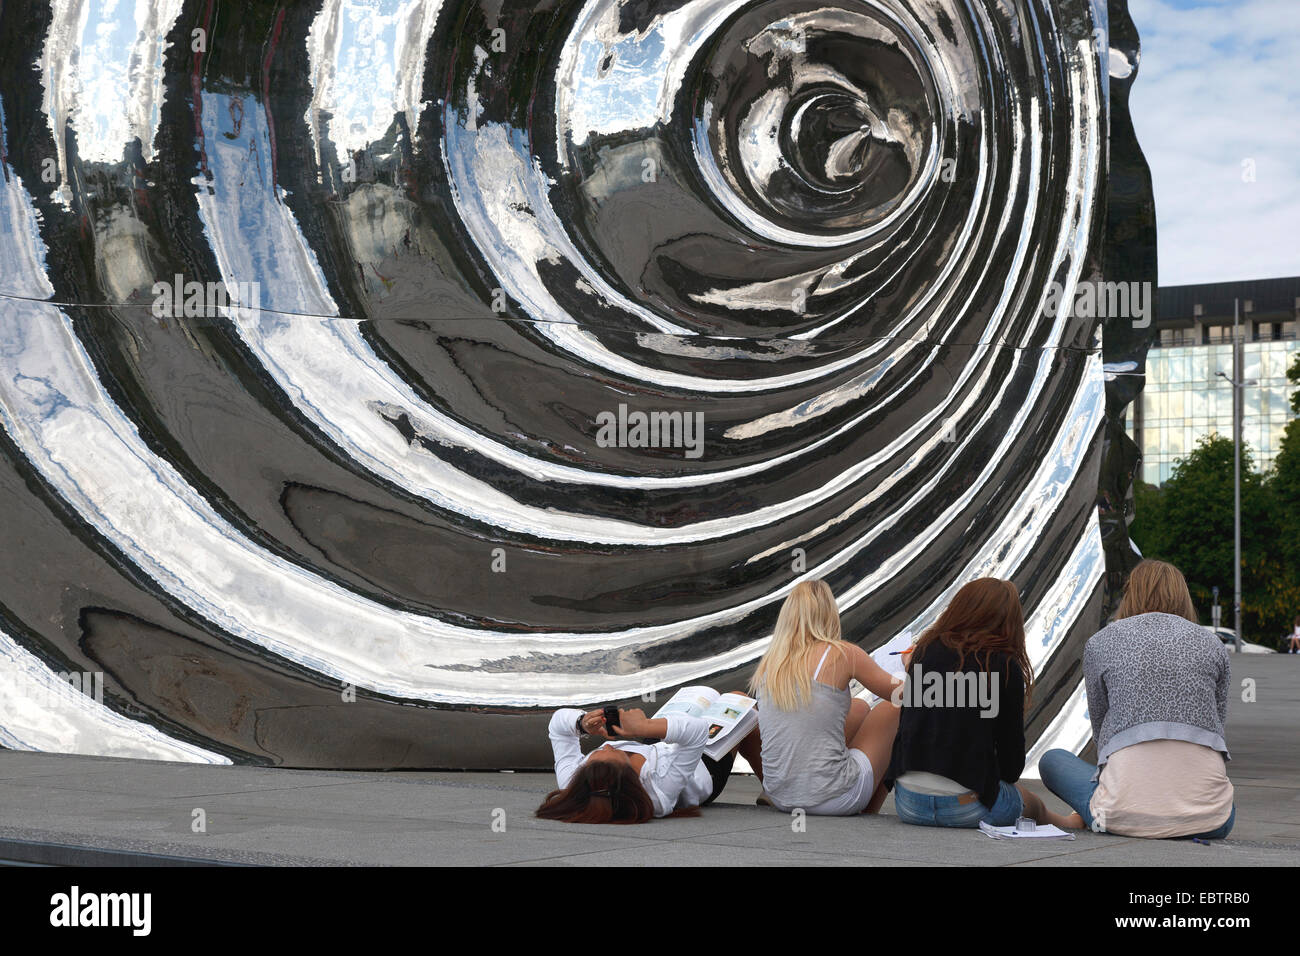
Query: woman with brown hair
xmin=537 ymin=705 xmax=747 ymax=824
xmin=885 ymin=577 xmax=1077 ymax=828
xmin=1038 ymin=559 xmax=1236 ymax=839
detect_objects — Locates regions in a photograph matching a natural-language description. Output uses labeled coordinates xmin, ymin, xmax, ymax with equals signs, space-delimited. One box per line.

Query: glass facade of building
xmin=1127 ymin=277 xmax=1300 ymax=486
xmin=1136 ymin=340 xmax=1298 ymax=485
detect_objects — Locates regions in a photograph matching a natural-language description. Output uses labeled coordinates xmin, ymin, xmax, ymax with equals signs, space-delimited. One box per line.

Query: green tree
xmin=1134 ymin=434 xmax=1276 ymax=639
xmin=1272 ymin=418 xmax=1300 ymax=561
xmin=1264 ymin=418 xmax=1300 ymax=641
xmin=1128 ymin=479 xmax=1166 ymax=558
xmin=1290 ymin=353 xmax=1300 ymax=414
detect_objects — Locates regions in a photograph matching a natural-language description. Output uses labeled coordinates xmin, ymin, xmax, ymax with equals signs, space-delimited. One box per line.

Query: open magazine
xmin=979 ymin=820 xmax=1075 ymax=841
xmin=652 ymin=686 xmax=758 ymax=761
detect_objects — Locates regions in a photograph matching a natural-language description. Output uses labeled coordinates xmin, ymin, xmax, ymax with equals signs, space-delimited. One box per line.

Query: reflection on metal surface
xmin=0 ymin=0 xmax=1150 ymax=767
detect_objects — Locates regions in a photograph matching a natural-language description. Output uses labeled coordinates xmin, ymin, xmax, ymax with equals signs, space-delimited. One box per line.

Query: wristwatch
xmin=575 ymin=714 xmax=586 ymax=736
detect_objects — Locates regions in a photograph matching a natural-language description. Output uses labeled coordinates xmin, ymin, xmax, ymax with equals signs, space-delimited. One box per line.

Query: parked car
xmin=1204 ymin=626 xmax=1274 ymax=654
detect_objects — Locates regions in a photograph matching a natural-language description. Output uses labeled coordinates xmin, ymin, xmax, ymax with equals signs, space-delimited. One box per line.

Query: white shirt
xmin=547 ymin=709 xmax=714 ymax=817
xmin=1090 ymin=739 xmax=1234 ymax=837
xmin=896 ymin=771 xmax=974 ymax=796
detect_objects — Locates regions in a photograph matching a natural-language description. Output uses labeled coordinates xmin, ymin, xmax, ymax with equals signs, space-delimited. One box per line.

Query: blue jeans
xmin=894 ymin=779 xmax=1023 ymax=828
xmin=1038 ymin=748 xmax=1236 ymax=840
xmin=1038 ymin=749 xmax=1100 ymax=828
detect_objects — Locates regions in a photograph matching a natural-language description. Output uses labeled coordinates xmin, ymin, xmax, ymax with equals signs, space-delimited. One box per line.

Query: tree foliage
xmin=1290 ymin=353 xmax=1300 ymax=414
xmin=1130 ymin=432 xmax=1299 ymax=647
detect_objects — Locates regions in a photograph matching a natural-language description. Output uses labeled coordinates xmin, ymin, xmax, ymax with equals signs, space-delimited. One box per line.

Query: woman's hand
xmin=580 ymin=709 xmax=611 ymax=738
xmin=889 ymin=649 xmax=913 ymax=705
xmin=613 ymin=708 xmax=648 ymax=737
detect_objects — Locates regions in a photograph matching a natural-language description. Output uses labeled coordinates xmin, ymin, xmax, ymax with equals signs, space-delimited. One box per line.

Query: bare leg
xmin=1017 ymin=785 xmax=1085 ymax=829
xmin=844 ymin=697 xmax=869 ymax=743
xmin=737 ymin=727 xmax=763 ymax=784
xmin=848 ymin=700 xmax=901 ymax=814
xmin=726 ymin=690 xmax=764 ymax=784
xmin=865 ymin=778 xmax=891 ymax=815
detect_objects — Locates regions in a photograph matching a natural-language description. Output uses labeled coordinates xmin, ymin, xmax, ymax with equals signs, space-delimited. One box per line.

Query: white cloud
xmin=1128 ymin=0 xmax=1300 ymax=284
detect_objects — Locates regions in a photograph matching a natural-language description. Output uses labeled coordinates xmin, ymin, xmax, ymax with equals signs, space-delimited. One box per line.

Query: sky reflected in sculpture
xmin=0 ymin=0 xmax=1141 ymax=769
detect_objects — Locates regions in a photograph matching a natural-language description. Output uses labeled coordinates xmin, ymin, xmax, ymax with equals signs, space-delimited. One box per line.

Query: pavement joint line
xmin=657 ymin=820 xmax=810 ymax=843
xmin=484 ymin=837 xmax=856 ymax=867
xmin=674 ymin=832 xmax=1102 ymax=866
xmin=487 ymin=846 xmax=668 ymax=867
xmin=515 ymin=819 xmax=788 ymax=841
xmin=1004 ymin=843 xmax=1132 ymax=866
xmin=150 ymin=782 xmax=379 ymax=798
xmin=669 ymin=838 xmax=947 ymax=865
xmin=514 ymin=808 xmax=794 ymax=842
xmin=1201 ymin=838 xmax=1300 ymax=852
xmin=506 ymin=834 xmax=976 ymax=866
xmin=0 ymin=780 xmax=372 ymax=799
xmin=0 ymin=836 xmax=248 ymax=867
xmin=0 ymin=829 xmax=342 ymax=867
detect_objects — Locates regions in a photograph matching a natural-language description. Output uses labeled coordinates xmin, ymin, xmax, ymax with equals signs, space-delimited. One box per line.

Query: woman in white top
xmin=1289 ymin=615 xmax=1300 ymax=653
xmin=749 ymin=580 xmax=906 ymax=815
xmin=539 ymin=705 xmax=741 ymax=823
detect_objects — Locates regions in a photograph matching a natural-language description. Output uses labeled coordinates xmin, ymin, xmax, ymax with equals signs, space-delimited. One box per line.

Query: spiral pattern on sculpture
xmin=0 ymin=0 xmax=1132 ymax=767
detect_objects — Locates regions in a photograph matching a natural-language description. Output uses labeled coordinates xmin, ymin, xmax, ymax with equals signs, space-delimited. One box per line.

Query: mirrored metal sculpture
xmin=0 ymin=0 xmax=1154 ymax=768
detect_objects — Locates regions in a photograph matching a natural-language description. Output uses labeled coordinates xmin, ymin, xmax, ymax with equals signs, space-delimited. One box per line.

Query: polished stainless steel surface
xmin=0 ymin=0 xmax=1149 ymax=767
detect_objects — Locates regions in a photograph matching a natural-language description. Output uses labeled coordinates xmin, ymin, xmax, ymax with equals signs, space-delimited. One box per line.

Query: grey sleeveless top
xmin=757 ymin=646 xmax=861 ymax=809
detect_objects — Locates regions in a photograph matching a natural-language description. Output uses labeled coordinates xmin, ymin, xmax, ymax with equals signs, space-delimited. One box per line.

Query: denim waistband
xmin=893 ymin=782 xmax=979 ymax=805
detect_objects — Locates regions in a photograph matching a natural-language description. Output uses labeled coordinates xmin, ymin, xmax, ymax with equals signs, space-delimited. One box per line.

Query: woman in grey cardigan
xmin=1039 ymin=559 xmax=1235 ymax=839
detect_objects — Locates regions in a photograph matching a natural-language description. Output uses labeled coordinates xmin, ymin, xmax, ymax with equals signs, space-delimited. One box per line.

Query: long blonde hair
xmin=749 ymin=580 xmax=845 ymax=711
xmin=1115 ymin=559 xmax=1198 ymax=623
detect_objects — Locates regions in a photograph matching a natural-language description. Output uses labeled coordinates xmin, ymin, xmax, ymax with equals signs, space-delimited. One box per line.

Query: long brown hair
xmin=909 ymin=578 xmax=1033 ymax=705
xmin=1115 ymin=559 xmax=1197 ymax=623
xmin=535 ymin=759 xmax=655 ymax=824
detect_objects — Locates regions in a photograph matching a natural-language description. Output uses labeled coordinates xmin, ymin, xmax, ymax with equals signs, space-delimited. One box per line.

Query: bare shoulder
xmin=805 ymin=640 xmax=847 ymax=685
xmin=842 ymin=640 xmax=872 ymax=666
xmin=831 ymin=640 xmax=869 ymax=681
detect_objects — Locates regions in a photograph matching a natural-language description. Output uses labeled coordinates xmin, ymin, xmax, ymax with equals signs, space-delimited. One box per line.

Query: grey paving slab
xmin=1010 ymin=839 xmax=1300 ymax=866
xmin=0 ymin=653 xmax=1296 ymax=865
xmin=0 ymin=823 xmax=342 ymax=866
xmin=503 ymin=840 xmax=956 ymax=867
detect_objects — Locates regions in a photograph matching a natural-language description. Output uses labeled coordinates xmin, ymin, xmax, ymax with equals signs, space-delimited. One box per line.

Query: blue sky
xmin=1128 ymin=0 xmax=1300 ymax=285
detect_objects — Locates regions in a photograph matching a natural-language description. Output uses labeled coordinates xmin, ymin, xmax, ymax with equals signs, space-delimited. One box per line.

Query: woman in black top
xmin=884 ymin=578 xmax=1080 ymax=829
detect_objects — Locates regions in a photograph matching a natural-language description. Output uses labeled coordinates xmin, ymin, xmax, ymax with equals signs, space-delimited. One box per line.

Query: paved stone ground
xmin=0 ymin=655 xmax=1296 ymax=866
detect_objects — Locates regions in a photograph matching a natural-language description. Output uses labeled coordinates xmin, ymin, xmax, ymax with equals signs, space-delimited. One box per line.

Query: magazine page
xmin=700 ymin=692 xmax=759 ymax=758
xmin=868 ymin=635 xmax=915 ymax=702
xmin=652 ymin=685 xmax=720 ymax=720
xmin=699 ymin=692 xmax=755 ymax=733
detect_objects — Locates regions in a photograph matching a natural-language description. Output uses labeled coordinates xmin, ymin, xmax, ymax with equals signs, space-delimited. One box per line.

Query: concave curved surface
xmin=0 ymin=0 xmax=1150 ymax=768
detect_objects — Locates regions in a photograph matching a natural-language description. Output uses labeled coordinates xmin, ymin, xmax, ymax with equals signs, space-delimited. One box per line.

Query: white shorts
xmin=787 ymin=749 xmax=875 ymax=816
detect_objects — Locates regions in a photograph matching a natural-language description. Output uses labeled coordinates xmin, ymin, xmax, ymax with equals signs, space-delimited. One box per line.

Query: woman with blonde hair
xmin=748 ymin=579 xmax=903 ymax=815
xmin=1038 ymin=559 xmax=1236 ymax=839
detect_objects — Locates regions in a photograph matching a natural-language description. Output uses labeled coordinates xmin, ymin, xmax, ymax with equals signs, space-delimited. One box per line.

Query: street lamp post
xmin=1233 ymin=298 xmax=1242 ymax=654
xmin=1214 ymin=298 xmax=1245 ymax=653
